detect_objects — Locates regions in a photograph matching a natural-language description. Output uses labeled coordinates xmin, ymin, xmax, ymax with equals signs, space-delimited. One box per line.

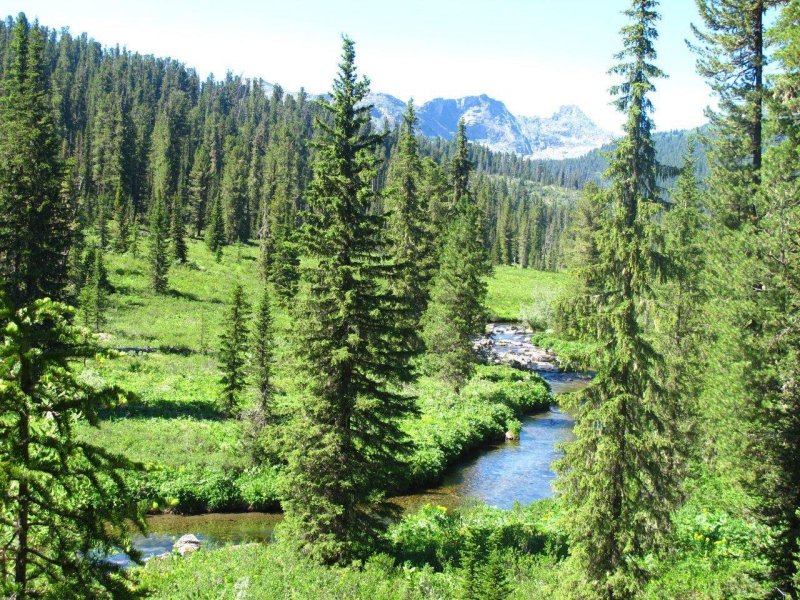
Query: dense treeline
xmin=418 ymin=126 xmax=709 ymax=191
xmin=0 ymin=16 xmax=573 ymax=272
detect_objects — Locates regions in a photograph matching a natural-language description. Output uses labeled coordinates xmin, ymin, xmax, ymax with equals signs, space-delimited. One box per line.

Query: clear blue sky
xmin=6 ymin=0 xmax=716 ymax=132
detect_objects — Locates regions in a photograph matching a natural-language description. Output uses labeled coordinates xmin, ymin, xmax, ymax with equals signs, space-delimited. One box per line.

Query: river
xmin=111 ymin=325 xmax=590 ymax=566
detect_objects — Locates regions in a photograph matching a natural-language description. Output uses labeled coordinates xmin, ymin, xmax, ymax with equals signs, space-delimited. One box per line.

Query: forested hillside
xmin=0 ymin=16 xmax=576 ymax=272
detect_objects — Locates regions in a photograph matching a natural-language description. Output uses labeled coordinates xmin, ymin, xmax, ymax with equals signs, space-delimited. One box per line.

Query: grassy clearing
xmin=77 ymin=240 xmax=558 ymax=513
xmin=486 ymin=266 xmax=572 ymax=323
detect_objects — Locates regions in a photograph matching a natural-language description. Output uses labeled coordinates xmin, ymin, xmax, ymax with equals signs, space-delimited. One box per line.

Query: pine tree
xmin=205 ymin=194 xmax=225 ymax=262
xmin=479 ymin=535 xmax=511 ymax=600
xmin=422 ymin=157 xmax=451 ymax=248
xmin=218 ymin=283 xmax=250 ymax=415
xmin=96 ymin=200 xmax=108 ymax=249
xmin=458 ymin=532 xmax=483 ymax=600
xmin=555 ymin=2 xmax=684 ymax=598
xmin=660 ymin=141 xmax=707 ymax=394
xmin=0 ymin=14 xmax=71 ymax=309
xmin=188 ymin=140 xmax=211 ymax=237
xmin=691 ymin=0 xmax=776 ymax=228
xmin=268 ymin=224 xmax=300 ymax=305
xmin=112 ymin=185 xmax=130 ymax=253
xmin=282 ymin=37 xmax=416 ymax=564
xmin=149 ymin=193 xmax=170 ymax=293
xmin=221 ymin=136 xmax=250 ymax=244
xmin=421 ymin=210 xmax=488 ymax=392
xmin=79 ymin=245 xmax=109 ymax=333
xmin=421 ymin=122 xmax=488 ymax=392
xmin=170 ymin=194 xmax=188 ymax=263
xmin=385 ymin=100 xmax=434 ymax=341
xmin=252 ymin=285 xmax=274 ymax=417
xmin=746 ymin=3 xmax=800 ymax=591
xmin=0 ymin=296 xmax=144 ymax=599
xmin=451 ymin=119 xmax=471 ymax=208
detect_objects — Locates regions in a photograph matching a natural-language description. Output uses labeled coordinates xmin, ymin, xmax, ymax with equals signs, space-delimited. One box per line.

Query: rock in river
xmin=174 ymin=534 xmax=202 ymax=556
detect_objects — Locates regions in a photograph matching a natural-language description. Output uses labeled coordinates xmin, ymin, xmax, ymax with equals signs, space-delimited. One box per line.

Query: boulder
xmin=174 ymin=534 xmax=202 ymax=556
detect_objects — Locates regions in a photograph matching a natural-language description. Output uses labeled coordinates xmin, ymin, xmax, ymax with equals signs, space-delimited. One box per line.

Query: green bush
xmin=387 ymin=502 xmax=564 ymax=571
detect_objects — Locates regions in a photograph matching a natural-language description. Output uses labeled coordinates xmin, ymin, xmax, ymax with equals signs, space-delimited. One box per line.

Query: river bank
xmin=118 ymin=328 xmax=591 ymax=566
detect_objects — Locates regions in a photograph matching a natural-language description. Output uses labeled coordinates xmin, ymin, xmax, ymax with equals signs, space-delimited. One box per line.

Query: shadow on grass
xmin=167 ymin=288 xmax=202 ymax=301
xmin=113 ymin=345 xmax=198 ymax=357
xmin=101 ymin=394 xmax=228 ymax=421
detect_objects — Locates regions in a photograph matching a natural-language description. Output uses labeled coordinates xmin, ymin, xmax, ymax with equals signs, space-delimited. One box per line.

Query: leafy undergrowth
xmin=135 ymin=496 xmax=771 ymax=599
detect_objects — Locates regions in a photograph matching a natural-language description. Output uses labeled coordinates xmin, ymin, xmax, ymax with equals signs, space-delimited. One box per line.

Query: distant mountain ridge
xmin=366 ymin=92 xmax=614 ymax=160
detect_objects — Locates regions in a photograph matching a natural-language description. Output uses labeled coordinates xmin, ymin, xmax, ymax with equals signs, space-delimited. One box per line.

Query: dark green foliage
xmin=79 ymin=245 xmax=109 ymax=333
xmin=170 ymin=194 xmax=187 ymax=263
xmin=252 ymin=285 xmax=274 ymax=417
xmin=0 ymin=14 xmax=70 ymax=309
xmin=148 ymin=193 xmax=170 ymax=293
xmin=113 ymin=185 xmax=131 ymax=253
xmin=96 ymin=201 xmax=108 ymax=249
xmin=458 ymin=532 xmax=514 ymax=600
xmin=188 ymin=138 xmax=212 ymax=237
xmin=422 ymin=123 xmax=489 ymax=392
xmin=659 ymin=142 xmax=707 ymax=431
xmin=149 ymin=90 xmax=189 ymax=206
xmin=0 ymin=296 xmax=143 ymax=599
xmin=451 ymin=119 xmax=471 ymax=209
xmin=221 ymin=137 xmax=250 ymax=244
xmin=80 ymin=245 xmax=112 ymax=292
xmin=205 ymin=194 xmax=225 ymax=262
xmin=267 ymin=225 xmax=300 ymax=304
xmin=218 ymin=283 xmax=250 ymax=415
xmin=556 ymin=2 xmax=686 ymax=598
xmin=691 ymin=0 xmax=776 ymax=227
xmin=281 ymin=37 xmax=416 ymax=564
xmin=422 ymin=209 xmax=488 ymax=392
xmin=386 ymin=101 xmax=435 ymax=342
xmin=745 ymin=3 xmax=800 ymax=591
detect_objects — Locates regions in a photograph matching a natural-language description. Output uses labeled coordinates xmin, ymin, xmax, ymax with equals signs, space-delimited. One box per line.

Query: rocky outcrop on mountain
xmin=365 ymin=93 xmax=613 ymax=159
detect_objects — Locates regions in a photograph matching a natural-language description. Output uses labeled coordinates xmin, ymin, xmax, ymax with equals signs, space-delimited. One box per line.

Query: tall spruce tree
xmin=148 ymin=193 xmax=170 ymax=293
xmin=79 ymin=245 xmax=109 ymax=333
xmin=205 ymin=194 xmax=225 ymax=262
xmin=660 ymin=142 xmax=707 ymax=414
xmin=421 ymin=208 xmax=488 ymax=392
xmin=112 ymin=185 xmax=131 ymax=253
xmin=268 ymin=223 xmax=300 ymax=305
xmin=0 ymin=14 xmax=71 ymax=309
xmin=746 ymin=3 xmax=800 ymax=591
xmin=218 ymin=283 xmax=250 ymax=415
xmin=421 ymin=121 xmax=489 ymax=391
xmin=385 ymin=100 xmax=434 ymax=340
xmin=281 ymin=36 xmax=415 ymax=564
xmin=252 ymin=285 xmax=274 ymax=417
xmin=555 ymin=2 xmax=684 ymax=598
xmin=691 ymin=0 xmax=778 ymax=227
xmin=170 ymin=194 xmax=188 ymax=263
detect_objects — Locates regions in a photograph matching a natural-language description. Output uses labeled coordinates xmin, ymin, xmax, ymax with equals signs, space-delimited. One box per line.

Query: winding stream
xmin=114 ymin=325 xmax=591 ymax=566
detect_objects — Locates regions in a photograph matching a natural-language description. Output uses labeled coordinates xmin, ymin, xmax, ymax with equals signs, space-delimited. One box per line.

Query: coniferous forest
xmin=1 ymin=1 xmax=799 ymax=598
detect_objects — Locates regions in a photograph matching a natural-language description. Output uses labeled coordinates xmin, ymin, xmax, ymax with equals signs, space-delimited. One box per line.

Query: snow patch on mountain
xmin=366 ymin=93 xmax=613 ymax=159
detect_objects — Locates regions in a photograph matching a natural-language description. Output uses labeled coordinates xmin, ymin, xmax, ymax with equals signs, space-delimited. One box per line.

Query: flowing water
xmin=115 ymin=325 xmax=591 ymax=566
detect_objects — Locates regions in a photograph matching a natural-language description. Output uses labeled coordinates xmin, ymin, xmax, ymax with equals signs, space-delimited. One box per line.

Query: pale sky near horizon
xmin=4 ymin=0 xmax=725 ymax=133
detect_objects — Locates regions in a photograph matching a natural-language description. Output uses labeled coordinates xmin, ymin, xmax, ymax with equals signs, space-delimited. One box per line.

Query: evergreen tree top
xmin=607 ymin=0 xmax=666 ymax=206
